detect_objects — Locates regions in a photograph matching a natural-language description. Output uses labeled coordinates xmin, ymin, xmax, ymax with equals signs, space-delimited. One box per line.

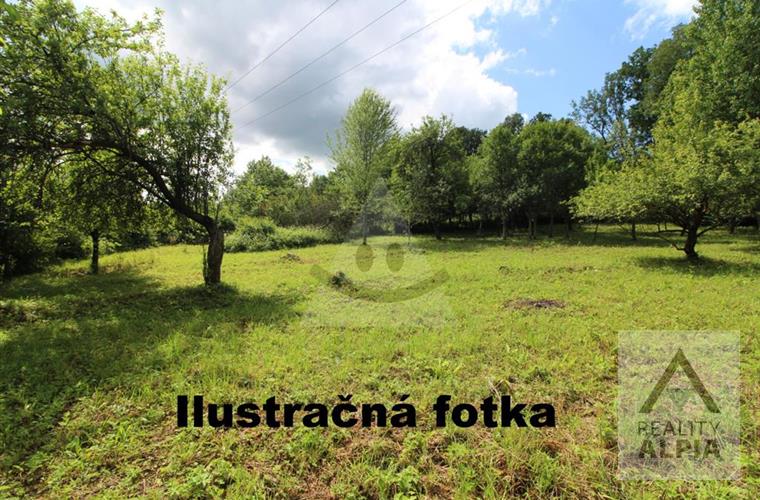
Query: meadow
xmin=1 ymin=226 xmax=758 ymax=498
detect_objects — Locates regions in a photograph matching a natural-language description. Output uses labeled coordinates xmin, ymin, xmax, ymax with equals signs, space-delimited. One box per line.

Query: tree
xmin=56 ymin=158 xmax=145 ymax=274
xmin=472 ymin=123 xmax=522 ymax=239
xmin=518 ymin=119 xmax=593 ymax=237
xmin=574 ymin=0 xmax=760 ymax=258
xmin=391 ymin=115 xmax=465 ymax=240
xmin=1 ymin=0 xmax=233 ymax=284
xmin=225 ymin=157 xmax=295 ymax=224
xmin=329 ymin=89 xmax=398 ymax=244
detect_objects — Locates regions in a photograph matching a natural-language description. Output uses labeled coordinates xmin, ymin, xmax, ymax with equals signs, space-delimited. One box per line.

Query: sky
xmin=74 ymin=0 xmax=698 ymax=175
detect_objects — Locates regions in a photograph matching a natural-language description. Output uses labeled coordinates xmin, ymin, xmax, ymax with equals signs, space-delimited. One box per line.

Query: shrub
xmin=225 ymin=218 xmax=335 ymax=252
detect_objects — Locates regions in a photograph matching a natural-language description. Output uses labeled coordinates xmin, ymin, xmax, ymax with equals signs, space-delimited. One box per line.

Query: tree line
xmin=2 ymin=0 xmax=759 ymax=285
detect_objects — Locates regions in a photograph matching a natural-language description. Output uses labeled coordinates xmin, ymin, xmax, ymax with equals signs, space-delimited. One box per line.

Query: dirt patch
xmin=280 ymin=253 xmax=303 ymax=263
xmin=541 ymin=265 xmax=598 ymax=275
xmin=503 ymin=298 xmax=566 ymax=310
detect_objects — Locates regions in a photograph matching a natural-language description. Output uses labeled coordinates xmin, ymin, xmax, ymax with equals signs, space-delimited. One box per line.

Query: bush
xmin=225 ymin=218 xmax=335 ymax=252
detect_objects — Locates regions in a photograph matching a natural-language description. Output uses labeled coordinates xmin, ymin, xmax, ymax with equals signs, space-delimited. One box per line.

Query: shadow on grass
xmin=0 ymin=268 xmax=298 ymax=472
xmin=413 ymin=226 xmax=671 ymax=253
xmin=634 ymin=255 xmax=760 ymax=277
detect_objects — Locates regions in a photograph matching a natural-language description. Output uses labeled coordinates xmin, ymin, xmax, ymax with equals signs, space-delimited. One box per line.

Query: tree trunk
xmin=630 ymin=222 xmax=637 ymax=241
xmin=204 ymin=225 xmax=224 ymax=285
xmin=593 ymin=223 xmax=599 ymax=242
xmin=683 ymin=225 xmax=699 ymax=260
xmin=477 ymin=217 xmax=483 ymax=237
xmin=90 ymin=229 xmax=100 ymax=275
xmin=361 ymin=208 xmax=368 ymax=245
xmin=565 ymin=215 xmax=572 ymax=238
xmin=501 ymin=215 xmax=508 ymax=240
xmin=1 ymin=254 xmax=11 ymax=281
xmin=528 ymin=215 xmax=536 ymax=240
xmin=728 ymin=220 xmax=736 ymax=234
xmin=434 ymin=222 xmax=442 ymax=240
xmin=549 ymin=211 xmax=554 ymax=238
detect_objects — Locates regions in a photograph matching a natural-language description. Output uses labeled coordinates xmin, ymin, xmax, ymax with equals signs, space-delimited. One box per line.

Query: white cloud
xmin=75 ymin=0 xmax=551 ymax=174
xmin=624 ymin=0 xmax=697 ymax=39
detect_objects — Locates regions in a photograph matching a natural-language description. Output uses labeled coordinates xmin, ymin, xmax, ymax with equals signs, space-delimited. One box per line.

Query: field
xmin=1 ymin=226 xmax=758 ymax=498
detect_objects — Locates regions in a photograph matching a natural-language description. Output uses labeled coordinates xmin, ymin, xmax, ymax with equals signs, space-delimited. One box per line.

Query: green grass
xmin=1 ymin=225 xmax=758 ymax=498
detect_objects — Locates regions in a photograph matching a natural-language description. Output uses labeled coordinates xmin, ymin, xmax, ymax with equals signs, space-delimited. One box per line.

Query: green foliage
xmin=1 ymin=0 xmax=234 ymax=283
xmin=472 ymin=122 xmax=522 ymax=223
xmin=224 ymin=217 xmax=335 ymax=252
xmin=329 ymin=89 xmax=398 ymax=241
xmin=391 ymin=115 xmax=466 ymax=236
xmin=518 ymin=119 xmax=593 ymax=219
xmin=574 ymin=0 xmax=760 ymax=257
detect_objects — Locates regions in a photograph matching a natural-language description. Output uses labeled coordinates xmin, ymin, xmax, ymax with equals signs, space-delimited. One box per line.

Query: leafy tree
xmin=225 ymin=157 xmax=295 ymax=223
xmin=472 ymin=123 xmax=522 ymax=239
xmin=1 ymin=0 xmax=233 ymax=284
xmin=329 ymin=88 xmax=398 ymax=244
xmin=453 ymin=126 xmax=486 ymax=156
xmin=575 ymin=0 xmax=760 ymax=258
xmin=391 ymin=115 xmax=465 ymax=240
xmin=518 ymin=119 xmax=593 ymax=237
xmin=56 ymin=158 xmax=145 ymax=274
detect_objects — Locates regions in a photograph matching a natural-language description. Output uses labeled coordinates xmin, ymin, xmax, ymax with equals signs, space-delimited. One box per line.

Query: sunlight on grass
xmin=1 ymin=226 xmax=758 ymax=497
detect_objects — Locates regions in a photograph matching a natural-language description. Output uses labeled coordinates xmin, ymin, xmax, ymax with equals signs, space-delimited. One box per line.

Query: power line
xmin=225 ymin=0 xmax=340 ymax=91
xmin=239 ymin=0 xmax=473 ymax=128
xmin=232 ymin=0 xmax=408 ymax=114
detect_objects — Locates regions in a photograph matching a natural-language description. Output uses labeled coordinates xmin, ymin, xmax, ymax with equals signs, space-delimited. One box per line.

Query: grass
xmin=0 ymin=225 xmax=758 ymax=498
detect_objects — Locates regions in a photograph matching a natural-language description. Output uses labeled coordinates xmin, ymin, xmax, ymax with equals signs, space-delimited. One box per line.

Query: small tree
xmin=57 ymin=158 xmax=145 ymax=274
xmin=329 ymin=89 xmax=398 ymax=244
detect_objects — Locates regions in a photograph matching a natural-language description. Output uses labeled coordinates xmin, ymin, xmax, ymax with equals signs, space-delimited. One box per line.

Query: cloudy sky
xmin=74 ymin=0 xmax=697 ymax=174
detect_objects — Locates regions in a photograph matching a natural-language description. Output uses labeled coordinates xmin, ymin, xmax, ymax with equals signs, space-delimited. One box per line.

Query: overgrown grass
xmin=1 ymin=225 xmax=758 ymax=498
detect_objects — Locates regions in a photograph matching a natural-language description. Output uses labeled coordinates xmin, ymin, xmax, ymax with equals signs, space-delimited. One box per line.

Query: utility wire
xmin=232 ymin=0 xmax=408 ymax=114
xmin=239 ymin=0 xmax=473 ymax=128
xmin=225 ymin=0 xmax=340 ymax=91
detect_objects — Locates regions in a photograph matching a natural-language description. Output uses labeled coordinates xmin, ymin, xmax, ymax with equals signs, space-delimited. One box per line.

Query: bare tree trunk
xmin=528 ymin=215 xmax=536 ymax=240
xmin=361 ymin=208 xmax=368 ymax=245
xmin=593 ymin=223 xmax=599 ymax=242
xmin=90 ymin=229 xmax=100 ymax=275
xmin=477 ymin=217 xmax=483 ymax=237
xmin=501 ymin=215 xmax=508 ymax=240
xmin=630 ymin=222 xmax=637 ymax=241
xmin=204 ymin=225 xmax=224 ymax=285
xmin=434 ymin=221 xmax=442 ymax=240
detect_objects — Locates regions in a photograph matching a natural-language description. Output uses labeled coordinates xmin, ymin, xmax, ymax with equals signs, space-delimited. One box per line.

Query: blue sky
xmin=77 ymin=0 xmax=698 ymax=173
xmin=485 ymin=0 xmax=694 ymax=119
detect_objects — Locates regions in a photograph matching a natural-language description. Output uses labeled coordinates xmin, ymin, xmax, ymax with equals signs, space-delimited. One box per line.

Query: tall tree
xmin=391 ymin=115 xmax=465 ymax=240
xmin=329 ymin=89 xmax=398 ymax=244
xmin=574 ymin=0 xmax=760 ymax=258
xmin=518 ymin=119 xmax=593 ymax=237
xmin=472 ymin=123 xmax=522 ymax=239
